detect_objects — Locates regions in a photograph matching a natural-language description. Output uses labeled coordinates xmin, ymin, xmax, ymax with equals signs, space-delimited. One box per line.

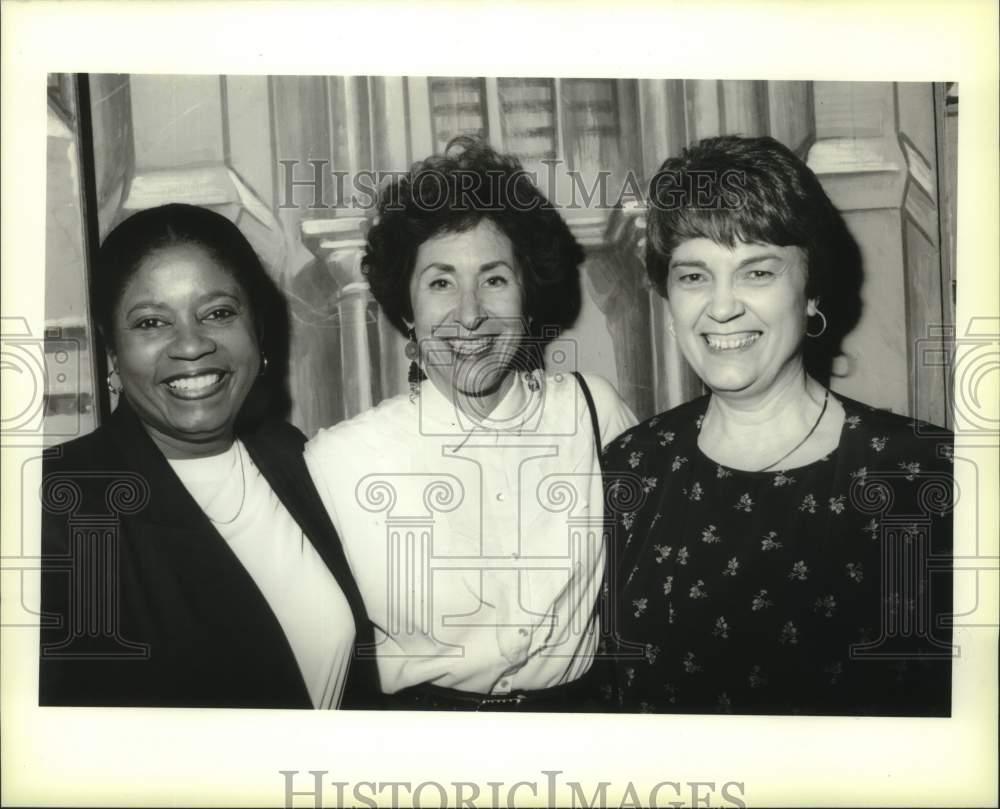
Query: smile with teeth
xmin=165 ymin=372 xmax=225 ymax=393
xmin=703 ymin=332 xmax=761 ymax=351
xmin=446 ymin=337 xmax=496 ymax=357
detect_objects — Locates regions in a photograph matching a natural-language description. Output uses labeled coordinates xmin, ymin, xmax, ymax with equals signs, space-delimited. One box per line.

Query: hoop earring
xmin=806 ymin=308 xmax=828 ymax=338
xmin=259 ymin=353 xmax=269 ymax=376
xmin=405 ymin=328 xmax=420 ymax=401
xmin=106 ymin=369 xmax=122 ymax=396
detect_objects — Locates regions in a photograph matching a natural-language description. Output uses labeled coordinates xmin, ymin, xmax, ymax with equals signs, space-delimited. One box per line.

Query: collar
xmin=415 ymin=370 xmax=546 ymax=437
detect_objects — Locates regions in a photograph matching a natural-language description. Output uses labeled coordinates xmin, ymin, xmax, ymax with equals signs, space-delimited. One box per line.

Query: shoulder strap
xmin=572 ymin=371 xmax=602 ymax=451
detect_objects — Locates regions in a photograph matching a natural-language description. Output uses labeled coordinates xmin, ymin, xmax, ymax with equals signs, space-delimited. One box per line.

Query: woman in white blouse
xmin=306 ymin=137 xmax=636 ymax=710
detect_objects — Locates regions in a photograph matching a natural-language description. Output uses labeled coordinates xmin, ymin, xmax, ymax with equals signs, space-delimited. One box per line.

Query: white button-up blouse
xmin=305 ymin=371 xmax=636 ymax=695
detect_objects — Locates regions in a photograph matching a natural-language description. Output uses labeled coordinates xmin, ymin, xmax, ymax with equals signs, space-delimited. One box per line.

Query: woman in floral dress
xmin=599 ymin=136 xmax=953 ymax=715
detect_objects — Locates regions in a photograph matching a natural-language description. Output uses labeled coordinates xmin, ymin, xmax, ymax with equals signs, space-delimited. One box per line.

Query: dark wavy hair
xmin=94 ymin=203 xmax=290 ymax=422
xmin=362 ymin=136 xmax=584 ymax=368
xmin=645 ymin=135 xmax=862 ymax=384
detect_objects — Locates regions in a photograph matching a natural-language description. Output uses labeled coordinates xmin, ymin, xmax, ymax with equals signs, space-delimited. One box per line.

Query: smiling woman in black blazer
xmin=39 ymin=204 xmax=378 ymax=709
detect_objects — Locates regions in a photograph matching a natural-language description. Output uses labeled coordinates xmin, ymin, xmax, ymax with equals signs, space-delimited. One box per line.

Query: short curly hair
xmin=362 ymin=137 xmax=584 ymax=359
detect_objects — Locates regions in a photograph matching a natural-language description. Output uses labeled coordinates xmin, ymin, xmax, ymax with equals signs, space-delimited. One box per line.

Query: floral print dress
xmin=598 ymin=393 xmax=953 ymax=715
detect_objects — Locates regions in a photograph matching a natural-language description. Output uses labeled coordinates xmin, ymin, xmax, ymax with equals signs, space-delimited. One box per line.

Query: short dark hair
xmin=362 ymin=136 xmax=584 ymax=362
xmin=94 ymin=203 xmax=278 ymax=349
xmin=94 ymin=203 xmax=290 ymax=422
xmin=646 ymin=135 xmax=842 ymax=302
xmin=646 ymin=135 xmax=862 ymax=384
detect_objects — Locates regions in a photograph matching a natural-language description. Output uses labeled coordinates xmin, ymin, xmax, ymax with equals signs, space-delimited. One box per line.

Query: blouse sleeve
xmin=303 ymin=427 xmax=349 ymax=537
xmin=579 ymin=373 xmax=638 ymax=450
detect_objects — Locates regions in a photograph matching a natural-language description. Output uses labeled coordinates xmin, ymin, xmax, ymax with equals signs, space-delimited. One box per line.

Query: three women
xmin=43 ymin=135 xmax=953 ymax=715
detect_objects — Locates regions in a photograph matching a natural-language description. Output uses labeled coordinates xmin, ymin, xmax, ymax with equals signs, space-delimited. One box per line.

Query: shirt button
xmin=496 ymin=492 xmax=506 ymax=501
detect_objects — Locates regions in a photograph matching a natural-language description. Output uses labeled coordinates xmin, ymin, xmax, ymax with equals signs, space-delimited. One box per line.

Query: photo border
xmin=3 ymin=1 xmax=997 ymax=807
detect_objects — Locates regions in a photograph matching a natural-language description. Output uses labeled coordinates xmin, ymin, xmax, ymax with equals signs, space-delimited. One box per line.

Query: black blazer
xmin=39 ymin=400 xmax=380 ymax=709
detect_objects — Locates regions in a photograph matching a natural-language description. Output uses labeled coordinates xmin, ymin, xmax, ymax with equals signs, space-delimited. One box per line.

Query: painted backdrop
xmin=44 ymin=75 xmax=957 ymax=440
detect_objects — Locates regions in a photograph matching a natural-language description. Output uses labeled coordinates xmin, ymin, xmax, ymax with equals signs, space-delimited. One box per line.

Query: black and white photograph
xmin=3 ymin=2 xmax=997 ymax=807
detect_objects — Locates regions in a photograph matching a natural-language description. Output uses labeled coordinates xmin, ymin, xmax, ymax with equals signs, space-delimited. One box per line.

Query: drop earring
xmin=523 ymin=315 xmax=541 ymax=391
xmin=405 ymin=328 xmax=420 ymax=401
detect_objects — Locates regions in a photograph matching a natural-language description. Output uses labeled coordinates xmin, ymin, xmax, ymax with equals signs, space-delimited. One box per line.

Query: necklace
xmin=209 ymin=441 xmax=247 ymax=525
xmin=757 ymin=388 xmax=830 ymax=472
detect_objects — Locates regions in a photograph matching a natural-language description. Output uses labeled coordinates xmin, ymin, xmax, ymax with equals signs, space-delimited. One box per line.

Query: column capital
xmin=299 ymin=215 xmax=374 ymax=292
